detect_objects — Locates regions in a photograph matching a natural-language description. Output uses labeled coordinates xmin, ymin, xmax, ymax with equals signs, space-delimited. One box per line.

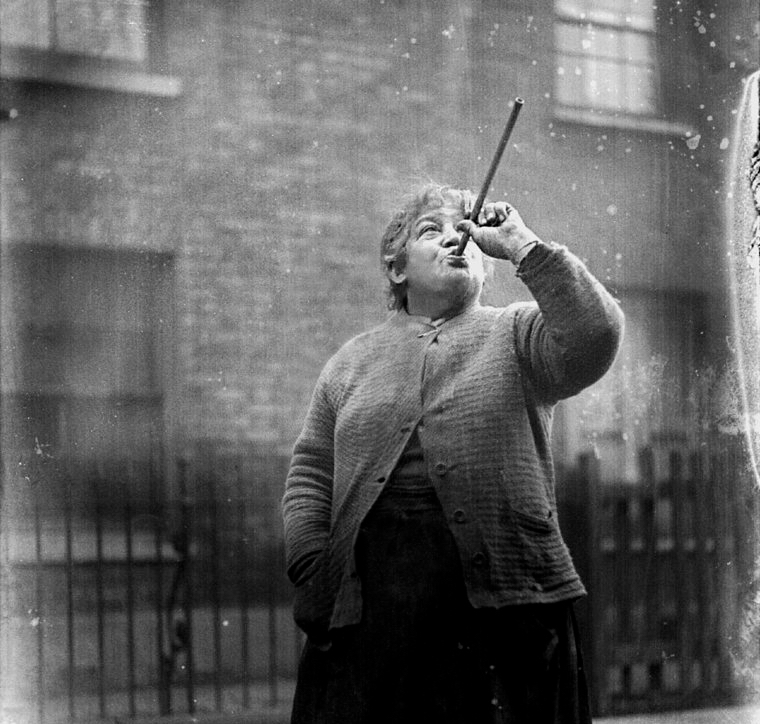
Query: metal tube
xmin=454 ymin=97 xmax=524 ymax=257
xmin=93 ymin=461 xmax=106 ymax=718
xmin=235 ymin=456 xmax=251 ymax=709
xmin=125 ymin=460 xmax=137 ymax=717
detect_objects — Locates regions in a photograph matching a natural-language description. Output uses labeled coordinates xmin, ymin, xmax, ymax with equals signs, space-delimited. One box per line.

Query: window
xmin=1 ymin=245 xmax=173 ymax=465
xmin=0 ymin=0 xmax=180 ymax=95
xmin=1 ymin=0 xmax=150 ymax=64
xmin=560 ymin=289 xmax=707 ymax=483
xmin=554 ymin=0 xmax=658 ymax=118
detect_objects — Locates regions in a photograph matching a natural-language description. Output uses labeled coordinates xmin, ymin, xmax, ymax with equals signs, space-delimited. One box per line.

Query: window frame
xmin=558 ymin=285 xmax=709 ymax=483
xmin=0 ymin=242 xmax=175 ymax=466
xmin=0 ymin=0 xmax=181 ymax=97
xmin=552 ymin=1 xmax=692 ymax=135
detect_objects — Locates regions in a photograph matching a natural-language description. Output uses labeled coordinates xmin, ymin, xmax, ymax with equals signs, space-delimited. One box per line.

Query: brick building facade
xmin=1 ymin=0 xmax=757 ymax=475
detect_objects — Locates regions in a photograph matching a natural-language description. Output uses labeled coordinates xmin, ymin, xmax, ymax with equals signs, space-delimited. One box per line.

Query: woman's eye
xmin=418 ymin=225 xmax=438 ymax=237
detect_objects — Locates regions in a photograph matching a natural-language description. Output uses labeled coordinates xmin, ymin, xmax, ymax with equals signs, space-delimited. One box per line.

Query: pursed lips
xmin=442 ymin=252 xmax=469 ymax=266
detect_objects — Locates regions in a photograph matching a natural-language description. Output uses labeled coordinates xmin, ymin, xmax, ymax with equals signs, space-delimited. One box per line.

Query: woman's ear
xmin=386 ymin=263 xmax=407 ymax=284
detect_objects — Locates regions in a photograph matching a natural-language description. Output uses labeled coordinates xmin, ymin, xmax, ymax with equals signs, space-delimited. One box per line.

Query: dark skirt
xmin=291 ymin=483 xmax=591 ymax=724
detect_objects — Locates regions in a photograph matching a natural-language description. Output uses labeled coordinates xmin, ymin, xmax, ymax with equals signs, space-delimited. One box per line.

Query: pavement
xmin=5 ymin=694 xmax=757 ymax=724
xmin=108 ymin=703 xmax=760 ymax=724
xmin=596 ymin=705 xmax=760 ymax=724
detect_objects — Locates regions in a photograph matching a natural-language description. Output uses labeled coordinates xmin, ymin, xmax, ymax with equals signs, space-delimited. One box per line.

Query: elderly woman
xmin=282 ymin=184 xmax=623 ymax=724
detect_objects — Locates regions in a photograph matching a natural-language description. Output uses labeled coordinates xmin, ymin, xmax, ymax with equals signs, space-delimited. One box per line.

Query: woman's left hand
xmin=456 ymin=201 xmax=540 ymax=264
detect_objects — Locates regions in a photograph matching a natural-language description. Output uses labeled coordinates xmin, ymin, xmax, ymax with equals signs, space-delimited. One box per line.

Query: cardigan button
xmin=471 ymin=552 xmax=487 ymax=567
xmin=434 ymin=462 xmax=448 ymax=476
xmin=453 ymin=509 xmax=466 ymax=523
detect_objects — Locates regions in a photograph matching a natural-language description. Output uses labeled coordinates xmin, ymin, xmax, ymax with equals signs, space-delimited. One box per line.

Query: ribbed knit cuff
xmin=515 ymin=239 xmax=554 ymax=275
xmin=512 ymin=239 xmax=540 ymax=267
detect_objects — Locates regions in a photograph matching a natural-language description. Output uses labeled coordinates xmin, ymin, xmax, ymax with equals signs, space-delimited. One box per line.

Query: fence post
xmin=691 ymin=445 xmax=712 ymax=700
xmin=204 ymin=456 xmax=224 ymax=711
xmin=235 ymin=454 xmax=252 ymax=709
xmin=153 ymin=455 xmax=169 ymax=716
xmin=92 ymin=459 xmax=107 ymax=719
xmin=179 ymin=458 xmax=196 ymax=713
xmin=159 ymin=458 xmax=196 ymax=714
xmin=570 ymin=451 xmax=602 ymax=715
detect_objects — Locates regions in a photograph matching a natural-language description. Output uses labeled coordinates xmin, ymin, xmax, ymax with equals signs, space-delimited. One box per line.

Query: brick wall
xmin=1 ymin=0 xmax=757 ymax=464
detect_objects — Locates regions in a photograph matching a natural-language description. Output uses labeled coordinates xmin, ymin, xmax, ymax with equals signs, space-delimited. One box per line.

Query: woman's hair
xmin=380 ymin=184 xmax=474 ymax=310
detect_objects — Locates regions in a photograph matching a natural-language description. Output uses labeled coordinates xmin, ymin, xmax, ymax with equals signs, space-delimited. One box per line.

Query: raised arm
xmin=513 ymin=242 xmax=624 ymax=399
xmin=457 ymin=201 xmax=624 ymax=400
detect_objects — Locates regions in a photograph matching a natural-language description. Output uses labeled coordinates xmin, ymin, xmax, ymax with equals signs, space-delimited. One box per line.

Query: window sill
xmin=553 ymin=105 xmax=696 ymax=137
xmin=0 ymin=46 xmax=182 ymax=98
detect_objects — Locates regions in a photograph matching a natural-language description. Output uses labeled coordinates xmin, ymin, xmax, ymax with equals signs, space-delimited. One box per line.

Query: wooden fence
xmin=558 ymin=436 xmax=758 ymax=716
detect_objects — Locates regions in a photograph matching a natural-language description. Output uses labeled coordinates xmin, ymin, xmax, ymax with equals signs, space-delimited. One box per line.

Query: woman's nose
xmin=441 ymin=224 xmax=460 ymax=247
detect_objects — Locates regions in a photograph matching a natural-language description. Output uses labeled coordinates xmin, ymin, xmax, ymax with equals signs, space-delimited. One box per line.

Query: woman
xmin=282 ymin=184 xmax=624 ymax=723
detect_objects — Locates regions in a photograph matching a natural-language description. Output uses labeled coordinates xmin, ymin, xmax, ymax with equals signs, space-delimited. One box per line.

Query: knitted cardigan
xmin=283 ymin=242 xmax=624 ymax=635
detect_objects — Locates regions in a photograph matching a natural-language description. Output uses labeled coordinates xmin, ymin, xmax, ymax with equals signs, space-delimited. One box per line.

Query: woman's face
xmin=393 ymin=198 xmax=486 ymax=315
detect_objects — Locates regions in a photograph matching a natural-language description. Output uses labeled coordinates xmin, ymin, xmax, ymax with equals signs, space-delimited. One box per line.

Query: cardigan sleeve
xmin=512 ymin=242 xmax=624 ymax=401
xmin=282 ymin=362 xmax=337 ymax=584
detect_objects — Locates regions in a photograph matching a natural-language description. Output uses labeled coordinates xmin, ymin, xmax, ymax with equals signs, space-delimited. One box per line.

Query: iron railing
xmin=0 ymin=448 xmax=299 ymax=723
xmin=1 ymin=436 xmax=756 ymax=722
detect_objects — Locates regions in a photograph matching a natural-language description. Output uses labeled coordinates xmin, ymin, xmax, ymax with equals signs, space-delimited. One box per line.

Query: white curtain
xmin=726 ymin=69 xmax=760 ymax=490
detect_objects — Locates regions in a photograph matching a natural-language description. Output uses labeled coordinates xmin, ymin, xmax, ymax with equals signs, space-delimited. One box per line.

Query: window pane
xmin=555 ymin=0 xmax=586 ymax=19
xmin=624 ymin=30 xmax=654 ymax=63
xmin=2 ymin=246 xmax=170 ymax=461
xmin=0 ymin=0 xmax=50 ymax=49
xmin=1 ymin=395 xmax=58 ymax=454
xmin=554 ymin=20 xmax=656 ymax=115
xmin=624 ymin=63 xmax=657 ymax=113
xmin=555 ymin=54 xmax=586 ymax=107
xmin=555 ymin=23 xmax=633 ymax=63
xmin=21 ymin=327 xmax=156 ymax=395
xmin=594 ymin=0 xmax=654 ymax=27
xmin=2 ymin=0 xmax=149 ymax=62
xmin=588 ymin=28 xmax=623 ymax=60
xmin=56 ymin=0 xmax=148 ymax=62
xmin=587 ymin=59 xmax=624 ymax=110
xmin=61 ymin=398 xmax=161 ymax=459
xmin=556 ymin=0 xmax=654 ymax=30
xmin=624 ymin=0 xmax=656 ymax=29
